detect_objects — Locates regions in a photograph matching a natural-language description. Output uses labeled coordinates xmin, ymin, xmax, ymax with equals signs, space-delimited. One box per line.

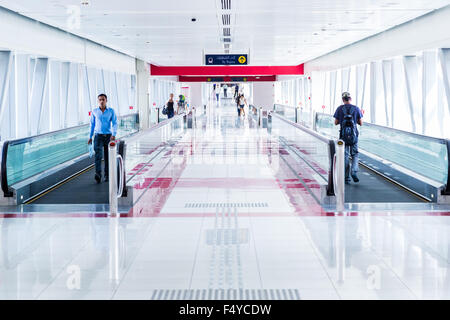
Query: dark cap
xmin=342 ymin=92 xmax=351 ymax=99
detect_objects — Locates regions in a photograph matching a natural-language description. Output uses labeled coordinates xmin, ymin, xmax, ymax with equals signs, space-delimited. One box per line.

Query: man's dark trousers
xmin=94 ymin=133 xmax=112 ymax=178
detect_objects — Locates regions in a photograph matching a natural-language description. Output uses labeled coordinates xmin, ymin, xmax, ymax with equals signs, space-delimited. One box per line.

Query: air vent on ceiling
xmin=221 ymin=0 xmax=231 ymax=10
xmin=223 ymin=27 xmax=231 ymax=37
xmin=222 ymin=14 xmax=231 ymax=25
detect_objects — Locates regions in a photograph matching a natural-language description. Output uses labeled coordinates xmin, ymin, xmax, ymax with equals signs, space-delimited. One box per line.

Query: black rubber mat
xmin=31 ymin=166 xmax=109 ymax=204
xmin=345 ymin=166 xmax=424 ymax=203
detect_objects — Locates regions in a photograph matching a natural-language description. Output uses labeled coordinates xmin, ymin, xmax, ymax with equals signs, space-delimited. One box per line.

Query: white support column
xmin=438 ymin=48 xmax=450 ymax=116
xmin=355 ymin=66 xmax=361 ymax=106
xmin=369 ymin=62 xmax=377 ymax=123
xmin=0 ymin=51 xmax=13 ymax=128
xmin=391 ymin=60 xmax=396 ymax=128
xmin=341 ymin=68 xmax=350 ymax=93
xmin=77 ymin=63 xmax=84 ymax=125
xmin=14 ymin=54 xmax=29 ymax=139
xmin=382 ymin=60 xmax=392 ymax=127
xmin=136 ymin=59 xmax=150 ymax=129
xmin=361 ymin=64 xmax=368 ymax=110
xmin=29 ymin=57 xmax=49 ymax=135
xmin=113 ymin=72 xmax=120 ymax=116
xmin=61 ymin=62 xmax=70 ymax=128
xmin=422 ymin=51 xmax=437 ymax=135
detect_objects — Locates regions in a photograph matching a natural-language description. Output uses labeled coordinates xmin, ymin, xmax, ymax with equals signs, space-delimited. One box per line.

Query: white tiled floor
xmin=1 ymin=101 xmax=449 ymax=300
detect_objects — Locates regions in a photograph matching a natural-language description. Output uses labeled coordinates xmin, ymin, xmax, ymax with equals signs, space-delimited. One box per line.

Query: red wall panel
xmin=150 ymin=64 xmax=304 ymax=76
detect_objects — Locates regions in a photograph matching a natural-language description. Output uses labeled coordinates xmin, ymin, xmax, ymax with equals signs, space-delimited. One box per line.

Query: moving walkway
xmin=270 ymin=104 xmax=450 ymax=204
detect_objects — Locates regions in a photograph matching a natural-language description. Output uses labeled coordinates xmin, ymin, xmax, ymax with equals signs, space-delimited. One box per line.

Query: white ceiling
xmin=0 ymin=0 xmax=449 ymax=66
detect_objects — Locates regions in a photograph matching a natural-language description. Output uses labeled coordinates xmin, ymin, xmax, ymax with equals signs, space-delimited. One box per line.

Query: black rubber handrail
xmin=445 ymin=139 xmax=450 ymax=195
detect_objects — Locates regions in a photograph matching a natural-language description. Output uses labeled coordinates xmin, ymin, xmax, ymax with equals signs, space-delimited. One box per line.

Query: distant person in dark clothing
xmin=234 ymin=84 xmax=240 ymax=98
xmin=334 ymin=92 xmax=363 ymax=184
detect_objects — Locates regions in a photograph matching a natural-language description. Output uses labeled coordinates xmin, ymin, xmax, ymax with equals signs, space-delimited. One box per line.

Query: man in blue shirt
xmin=334 ymin=92 xmax=363 ymax=184
xmin=88 ymin=94 xmax=118 ymax=183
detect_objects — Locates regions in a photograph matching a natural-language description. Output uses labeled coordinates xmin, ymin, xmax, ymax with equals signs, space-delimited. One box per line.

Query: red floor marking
xmin=174 ymin=178 xmax=279 ymax=188
xmin=1 ymin=210 xmax=449 ymax=219
xmin=127 ymin=140 xmax=192 ymax=217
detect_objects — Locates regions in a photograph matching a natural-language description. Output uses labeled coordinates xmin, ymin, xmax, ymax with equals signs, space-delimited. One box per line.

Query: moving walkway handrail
xmin=315 ymin=112 xmax=448 ymax=143
xmin=270 ymin=111 xmax=336 ymax=196
xmin=1 ymin=113 xmax=139 ymax=197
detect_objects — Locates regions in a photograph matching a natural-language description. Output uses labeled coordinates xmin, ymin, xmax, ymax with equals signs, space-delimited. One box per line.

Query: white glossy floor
xmin=1 ymin=100 xmax=449 ymax=300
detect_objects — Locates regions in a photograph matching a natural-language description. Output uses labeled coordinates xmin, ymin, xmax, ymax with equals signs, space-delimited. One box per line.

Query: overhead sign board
xmin=205 ymin=54 xmax=248 ymax=65
xmin=207 ymin=77 xmax=225 ymax=82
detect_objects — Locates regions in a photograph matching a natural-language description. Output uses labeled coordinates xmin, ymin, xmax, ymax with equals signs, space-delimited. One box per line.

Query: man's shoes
xmin=95 ymin=173 xmax=101 ymax=184
xmin=345 ymin=179 xmax=351 ymax=185
xmin=104 ymin=176 xmax=109 ymax=182
xmin=351 ymin=173 xmax=360 ymax=183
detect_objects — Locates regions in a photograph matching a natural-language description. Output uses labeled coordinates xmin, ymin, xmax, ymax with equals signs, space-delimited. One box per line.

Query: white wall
xmin=253 ymin=82 xmax=275 ymax=110
xmin=0 ymin=7 xmax=135 ymax=74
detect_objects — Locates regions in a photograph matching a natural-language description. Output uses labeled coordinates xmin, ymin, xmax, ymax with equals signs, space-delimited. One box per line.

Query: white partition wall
xmin=253 ymin=82 xmax=274 ymax=110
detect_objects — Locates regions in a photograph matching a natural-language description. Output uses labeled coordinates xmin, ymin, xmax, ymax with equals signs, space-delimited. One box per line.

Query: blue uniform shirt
xmin=89 ymin=107 xmax=118 ymax=139
xmin=333 ymin=104 xmax=363 ymax=136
